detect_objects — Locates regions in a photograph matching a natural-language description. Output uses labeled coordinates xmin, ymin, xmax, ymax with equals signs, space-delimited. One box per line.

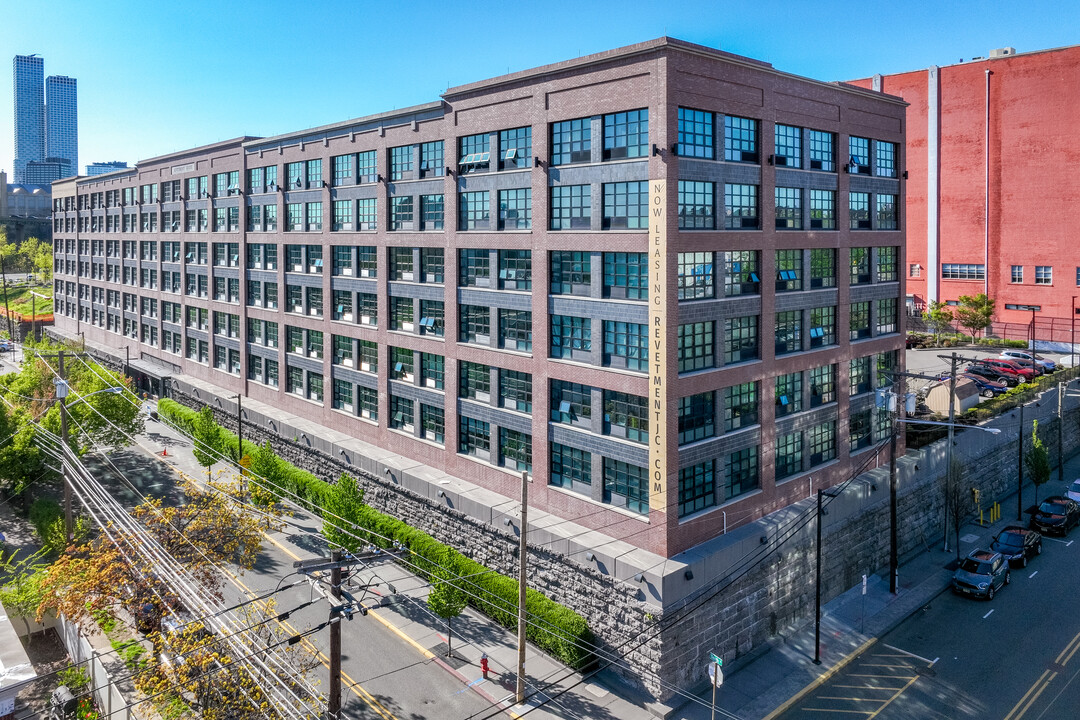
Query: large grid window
xmin=498 ymin=250 xmax=532 ymax=290
xmin=390 ymin=196 xmax=414 ymax=231
xmin=851 ymin=247 xmax=872 ymax=284
xmin=677 ymin=107 xmax=714 ymax=159
xmin=724 ymin=315 xmax=759 ymax=364
xmin=499 ymin=309 xmax=533 ymax=352
xmin=850 ymin=192 xmax=871 ymax=229
xmin=459 ymin=416 xmax=490 ymax=459
xmin=603 ymin=390 xmax=648 ymax=444
xmin=678 ymin=392 xmax=716 ymax=445
xmin=603 ymin=459 xmax=648 ymax=515
xmin=332 ymin=379 xmax=353 ymax=413
xmin=498 ymin=189 xmax=531 ymax=230
xmin=551 ymin=315 xmax=591 ymax=359
xmin=808 ymin=421 xmax=837 ymax=466
xmin=810 ymin=248 xmax=836 ymax=288
xmin=357 ymin=151 xmax=377 ymax=183
xmin=775 ymin=432 xmax=803 ymax=480
xmin=678 ymin=181 xmax=715 ymax=229
xmin=420 ymin=299 xmax=444 ymax=336
xmin=775 ymin=187 xmax=802 ymax=229
xmin=678 ymin=252 xmax=714 ymax=300
xmin=390 ymin=346 xmax=414 ymax=382
xmin=390 ymin=145 xmax=413 ymax=180
xmin=550 ymin=443 xmax=591 ymax=491
xmin=875 ymin=140 xmax=897 ymax=178
xmin=724 ymin=183 xmax=759 ymax=229
xmin=603 ymin=252 xmax=647 ymax=300
xmin=550 ymin=185 xmax=591 ymax=230
xmin=551 ymin=380 xmax=592 ymax=424
xmin=848 ymin=136 xmax=870 ymax=174
xmin=810 ymin=364 xmax=836 ymax=407
xmin=357 ymin=386 xmax=378 ymax=420
xmin=774 ymin=124 xmax=802 ymax=168
xmin=459 ymin=305 xmax=491 ymax=344
xmin=286 ymin=203 xmax=303 ymax=232
xmin=389 ymin=395 xmax=413 ymax=432
xmin=1036 ymin=265 xmax=1053 ymax=284
xmin=877 ymin=298 xmax=898 ymax=334
xmin=422 ymin=248 xmax=444 ymax=283
xmin=332 ymin=200 xmax=353 ymax=231
xmin=877 ymin=246 xmax=898 ymax=282
xmin=603 ymin=181 xmax=647 ymax=229
xmin=850 ymin=301 xmax=871 ymax=340
xmin=499 ymin=428 xmax=532 ymax=473
xmin=551 ymin=118 xmax=591 ymax=166
xmin=724 ymin=115 xmax=758 ymax=163
xmin=775 ymin=372 xmax=803 ymax=417
xmin=775 ymin=311 xmax=802 ymax=355
xmin=603 ymin=109 xmax=648 ymax=159
xmin=550 ymin=251 xmax=590 ymax=295
xmin=809 ymin=190 xmax=835 ymax=230
xmin=499 ymin=369 xmax=533 ymax=413
xmin=942 ymin=264 xmax=985 ymax=280
xmin=809 ymin=130 xmax=834 ymax=171
xmin=306 ymin=160 xmax=322 ymax=188
xmin=332 ymin=155 xmax=351 ymax=186
xmin=678 ymin=322 xmax=714 ymax=372
xmin=390 ymin=247 xmax=414 ymax=280
xmin=420 ymin=404 xmax=445 ymax=445
xmin=420 ymin=352 xmax=445 ymax=390
xmin=420 ymin=141 xmax=444 ymax=178
xmin=1012 ymin=265 xmax=1024 ymax=284
xmin=332 ymin=335 xmax=353 ymax=366
xmin=850 ymin=356 xmax=873 ymax=395
xmin=810 ymin=306 xmax=836 ymax=348
xmin=499 ymin=127 xmax=531 ymax=169
xmin=603 ymin=321 xmax=648 ymax=371
xmin=776 ymin=249 xmax=803 ymax=292
xmin=724 ymin=382 xmax=758 ymax=432
xmin=458 ymin=133 xmax=490 ymax=173
xmin=420 ymin=194 xmax=444 ymax=231
xmin=459 ymin=191 xmax=490 ymax=230
xmin=724 ymin=251 xmax=760 ymax=297
xmin=725 ymin=447 xmax=759 ymax=499
xmin=850 ymin=409 xmax=873 ymax=452
xmin=459 ymin=361 xmax=491 ymax=401
xmin=877 ymin=194 xmax=898 ymax=230
xmin=390 ymin=296 xmax=414 ymax=330
xmin=678 ymin=461 xmax=716 ymax=517
xmin=459 ymin=249 xmax=490 ymax=287
xmin=357 ymin=198 xmax=376 ymax=230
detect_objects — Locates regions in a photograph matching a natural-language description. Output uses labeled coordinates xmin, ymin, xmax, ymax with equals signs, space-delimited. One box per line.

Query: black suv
xmin=952 ymin=549 xmax=1011 ymax=600
xmin=965 ymin=363 xmax=1019 ymax=387
xmin=991 ymin=525 xmax=1042 ymax=567
xmin=1030 ymin=495 xmax=1080 ymax=536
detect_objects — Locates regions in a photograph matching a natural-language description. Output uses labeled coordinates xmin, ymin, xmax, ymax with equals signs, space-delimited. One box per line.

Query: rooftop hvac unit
xmin=990 ymin=47 xmax=1017 ymax=58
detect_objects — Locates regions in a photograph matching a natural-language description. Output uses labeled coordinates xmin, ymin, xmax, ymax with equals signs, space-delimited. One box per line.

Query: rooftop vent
xmin=990 ymin=47 xmax=1016 ymax=58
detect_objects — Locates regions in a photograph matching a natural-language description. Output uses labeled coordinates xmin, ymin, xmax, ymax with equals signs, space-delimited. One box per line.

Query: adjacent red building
xmin=852 ymin=44 xmax=1080 ymax=342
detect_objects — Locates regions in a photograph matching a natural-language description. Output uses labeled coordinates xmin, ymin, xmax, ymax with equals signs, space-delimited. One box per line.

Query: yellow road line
xmin=1064 ymin=638 xmax=1080 ymax=667
xmin=867 ymin=675 xmax=918 ymax=719
xmin=803 ymin=708 xmax=874 ymax=714
xmin=849 ymin=673 xmax=915 ymax=679
xmin=1004 ymin=670 xmax=1052 ymax=720
xmin=761 ymin=637 xmax=878 ymax=720
xmin=1010 ymin=671 xmax=1057 ymax=720
xmin=1055 ymin=630 xmax=1080 ymax=665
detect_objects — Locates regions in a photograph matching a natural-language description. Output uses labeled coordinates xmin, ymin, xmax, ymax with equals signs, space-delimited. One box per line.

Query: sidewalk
xmin=136 ymin=401 xmax=1077 ymax=720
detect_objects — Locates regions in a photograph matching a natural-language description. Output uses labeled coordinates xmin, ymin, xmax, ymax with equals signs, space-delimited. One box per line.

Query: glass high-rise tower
xmin=13 ymin=54 xmax=45 ymax=183
xmin=45 ymin=75 xmax=78 ymax=179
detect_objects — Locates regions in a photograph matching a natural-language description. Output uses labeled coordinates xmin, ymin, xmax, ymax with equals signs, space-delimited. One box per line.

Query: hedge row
xmin=157 ymin=399 xmax=594 ymax=668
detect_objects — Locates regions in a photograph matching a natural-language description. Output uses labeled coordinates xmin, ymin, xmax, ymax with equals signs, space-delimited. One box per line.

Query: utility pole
xmin=889 ymin=373 xmax=901 ymax=595
xmin=58 ymin=350 xmax=73 ymax=542
xmin=0 ymin=252 xmax=13 ymax=346
xmin=813 ymin=488 xmax=822 ymax=665
xmin=1059 ymin=381 xmax=1065 ymax=486
xmin=516 ymin=470 xmax=529 ymax=705
xmin=944 ymin=353 xmax=958 ymax=552
xmin=1018 ymin=399 xmax=1026 ymax=521
xmin=328 ymin=549 xmax=342 ymax=720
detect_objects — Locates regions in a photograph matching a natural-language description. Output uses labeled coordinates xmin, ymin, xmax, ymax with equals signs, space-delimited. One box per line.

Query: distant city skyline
xmin=12 ymin=53 xmax=77 ymax=183
xmin=2 ymin=0 xmax=1078 ymax=178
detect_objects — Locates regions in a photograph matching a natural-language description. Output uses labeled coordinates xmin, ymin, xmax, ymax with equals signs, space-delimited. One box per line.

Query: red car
xmin=975 ymin=358 xmax=1036 ymax=382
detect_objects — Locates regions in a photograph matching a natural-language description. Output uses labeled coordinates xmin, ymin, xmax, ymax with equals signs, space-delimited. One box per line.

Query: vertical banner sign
xmin=649 ymin=180 xmax=668 ymax=513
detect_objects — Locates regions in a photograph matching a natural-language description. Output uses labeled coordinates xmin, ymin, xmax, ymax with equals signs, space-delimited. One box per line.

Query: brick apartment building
xmin=50 ymin=37 xmax=906 ymax=559
xmin=850 ymin=44 xmax=1080 ymax=341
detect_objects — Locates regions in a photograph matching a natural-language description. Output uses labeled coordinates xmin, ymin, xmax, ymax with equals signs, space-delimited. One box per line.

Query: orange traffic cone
xmin=162 ymin=447 xmax=168 ymax=457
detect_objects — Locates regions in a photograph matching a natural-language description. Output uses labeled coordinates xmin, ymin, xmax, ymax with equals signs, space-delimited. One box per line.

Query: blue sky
xmin=3 ymin=0 xmax=1078 ymax=178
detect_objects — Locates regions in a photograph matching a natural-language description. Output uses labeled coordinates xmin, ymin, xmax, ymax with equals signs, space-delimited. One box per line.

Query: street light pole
xmin=1018 ymin=399 xmax=1026 ymax=521
xmin=813 ymin=488 xmax=823 ymax=665
xmin=889 ymin=374 xmax=901 ymax=594
xmin=516 ymin=470 xmax=529 ymax=706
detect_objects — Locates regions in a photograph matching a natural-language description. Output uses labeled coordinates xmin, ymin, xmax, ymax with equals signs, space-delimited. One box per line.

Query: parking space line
xmin=804 ymin=709 xmax=874 ymax=714
xmin=861 ymin=663 xmax=916 ymax=669
xmin=850 ymin=673 xmax=914 ymax=679
xmin=833 ymin=685 xmax=906 ymax=691
xmin=866 ymin=676 xmax=919 ymax=719
xmin=983 ymin=609 xmax=994 ymax=619
xmin=1043 ymin=537 xmax=1071 ymax=545
xmin=880 ymin=643 xmax=935 ymax=666
xmin=1029 ymin=570 xmax=1038 ymax=578
xmin=818 ymin=696 xmax=889 ymax=702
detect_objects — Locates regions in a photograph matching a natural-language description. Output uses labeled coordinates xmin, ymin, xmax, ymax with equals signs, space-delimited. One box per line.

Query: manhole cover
xmin=960 ymin=533 xmax=980 ymax=544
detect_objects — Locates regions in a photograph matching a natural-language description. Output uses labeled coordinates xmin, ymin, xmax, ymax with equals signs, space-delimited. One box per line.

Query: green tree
xmin=427 ymin=570 xmax=468 ymax=657
xmin=0 ymin=406 xmax=48 ymax=497
xmin=248 ymin=440 xmax=284 ymax=506
xmin=322 ymin=473 xmax=365 ymax=553
xmin=1026 ymin=419 xmax=1051 ymax=503
xmin=0 ymin=550 xmax=47 ymax=641
xmin=955 ymin=293 xmax=996 ymax=340
xmin=923 ymin=300 xmax=955 ymax=340
xmin=191 ymin=406 xmax=220 ymax=481
xmin=19 ymin=236 xmax=52 ymax=283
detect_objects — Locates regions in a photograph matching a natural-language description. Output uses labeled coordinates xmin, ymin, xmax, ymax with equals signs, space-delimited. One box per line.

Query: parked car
xmin=1001 ymin=349 xmax=1056 ymax=373
xmin=0 ymin=340 xmax=10 ymax=353
xmin=1030 ymin=495 xmax=1080 ymax=536
xmin=1067 ymin=479 xmax=1080 ymax=503
xmin=990 ymin=525 xmax=1042 ymax=567
xmin=961 ymin=373 xmax=1009 ymax=398
xmin=965 ymin=363 xmax=1020 ymax=387
xmin=952 ymin=549 xmax=1011 ymax=600
xmin=996 ymin=355 xmax=1043 ymax=377
xmin=976 ymin=358 xmax=1037 ymax=382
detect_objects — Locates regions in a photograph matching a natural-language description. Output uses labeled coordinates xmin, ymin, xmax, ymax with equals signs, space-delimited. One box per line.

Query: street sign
xmin=707 ymin=662 xmax=724 ymax=686
xmin=709 ymin=652 xmax=723 ymax=666
xmin=862 ymin=574 xmax=867 ymax=595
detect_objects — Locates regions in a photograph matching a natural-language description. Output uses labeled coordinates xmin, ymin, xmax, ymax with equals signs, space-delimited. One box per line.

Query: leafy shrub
xmin=156 ymin=399 xmax=594 ymax=668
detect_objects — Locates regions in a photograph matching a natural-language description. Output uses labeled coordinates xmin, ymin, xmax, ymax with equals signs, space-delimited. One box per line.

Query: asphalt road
xmin=85 ymin=445 xmax=493 ymax=720
xmin=775 ymin=505 xmax=1080 ymax=719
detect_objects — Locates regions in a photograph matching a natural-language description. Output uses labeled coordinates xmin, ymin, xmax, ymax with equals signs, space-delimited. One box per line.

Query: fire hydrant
xmin=480 ymin=653 xmax=490 ymax=679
